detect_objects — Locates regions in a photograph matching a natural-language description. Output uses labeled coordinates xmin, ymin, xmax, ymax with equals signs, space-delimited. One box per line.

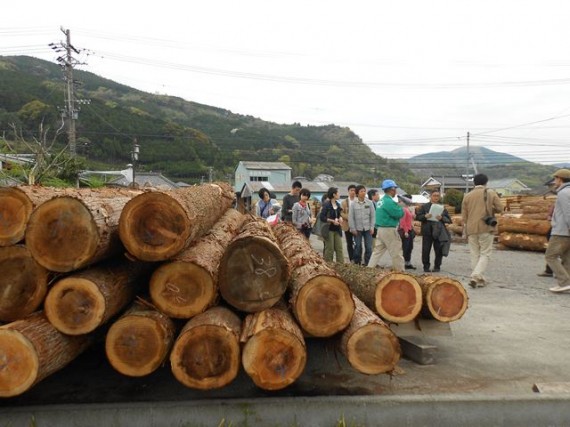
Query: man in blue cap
xmin=367 ymin=179 xmax=405 ymax=271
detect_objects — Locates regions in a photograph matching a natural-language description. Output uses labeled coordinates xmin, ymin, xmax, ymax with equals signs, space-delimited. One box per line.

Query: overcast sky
xmin=3 ymin=0 xmax=570 ymax=165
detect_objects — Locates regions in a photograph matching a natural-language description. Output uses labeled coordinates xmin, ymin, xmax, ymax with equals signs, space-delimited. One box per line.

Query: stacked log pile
xmin=498 ymin=195 xmax=555 ymax=252
xmin=0 ymin=184 xmax=469 ymax=398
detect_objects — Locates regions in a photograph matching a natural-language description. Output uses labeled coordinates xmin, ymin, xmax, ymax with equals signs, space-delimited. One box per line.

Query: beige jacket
xmin=461 ymin=186 xmax=503 ymax=236
xmin=340 ymin=197 xmax=353 ymax=232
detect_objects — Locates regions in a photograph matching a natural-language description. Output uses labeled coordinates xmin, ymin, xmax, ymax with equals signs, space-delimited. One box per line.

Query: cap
xmin=553 ymin=169 xmax=570 ymax=179
xmin=381 ymin=179 xmax=398 ymax=190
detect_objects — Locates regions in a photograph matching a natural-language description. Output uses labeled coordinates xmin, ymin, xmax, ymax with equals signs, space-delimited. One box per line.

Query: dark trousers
xmin=400 ymin=230 xmax=415 ymax=263
xmin=345 ymin=231 xmax=355 ymax=261
xmin=353 ymin=231 xmax=373 ymax=265
xmin=422 ymin=233 xmax=443 ymax=270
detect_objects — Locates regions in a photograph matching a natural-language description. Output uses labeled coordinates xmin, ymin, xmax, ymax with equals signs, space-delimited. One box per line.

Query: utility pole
xmin=50 ymin=27 xmax=87 ymax=158
xmin=131 ymin=138 xmax=140 ymax=187
xmin=465 ymin=131 xmax=470 ymax=192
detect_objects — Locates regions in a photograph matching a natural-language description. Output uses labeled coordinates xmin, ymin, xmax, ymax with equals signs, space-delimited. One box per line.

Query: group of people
xmin=256 ymin=181 xmax=315 ymax=238
xmin=255 ymin=168 xmax=570 ymax=294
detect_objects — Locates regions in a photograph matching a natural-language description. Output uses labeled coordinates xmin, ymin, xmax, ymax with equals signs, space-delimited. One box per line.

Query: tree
xmin=443 ymin=188 xmax=464 ymax=214
xmin=1 ymin=123 xmax=81 ymax=186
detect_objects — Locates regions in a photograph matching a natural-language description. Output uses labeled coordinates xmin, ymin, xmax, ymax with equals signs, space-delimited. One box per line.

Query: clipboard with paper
xmin=427 ymin=203 xmax=444 ymax=221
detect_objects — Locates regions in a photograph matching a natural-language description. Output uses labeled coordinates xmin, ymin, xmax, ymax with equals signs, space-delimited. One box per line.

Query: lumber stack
xmin=0 ymin=184 xmax=468 ymax=398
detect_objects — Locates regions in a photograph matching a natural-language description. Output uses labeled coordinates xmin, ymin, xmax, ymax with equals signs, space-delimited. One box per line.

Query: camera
xmin=483 ymin=215 xmax=497 ymax=227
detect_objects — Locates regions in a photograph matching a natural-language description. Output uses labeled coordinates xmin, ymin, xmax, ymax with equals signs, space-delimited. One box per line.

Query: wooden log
xmin=0 ymin=186 xmax=60 ymax=246
xmin=105 ymin=300 xmax=176 ymax=377
xmin=170 ymin=306 xmax=241 ymax=390
xmin=0 ymin=245 xmax=49 ymax=322
xmin=272 ymin=223 xmax=354 ymax=337
xmin=447 ymin=223 xmax=464 ymax=236
xmin=241 ymin=303 xmax=306 ymax=390
xmin=150 ymin=209 xmax=246 ymax=318
xmin=498 ymin=217 xmax=551 ymax=236
xmin=522 ymin=204 xmax=553 ymax=215
xmin=25 ymin=187 xmax=140 ymax=272
xmin=520 ymin=213 xmax=550 ymax=220
xmin=218 ymin=218 xmax=290 ymax=313
xmin=498 ymin=232 xmax=548 ymax=252
xmin=340 ymin=294 xmax=400 ymax=374
xmin=118 ymin=183 xmax=235 ymax=262
xmin=416 ymin=275 xmax=468 ymax=322
xmin=44 ymin=259 xmax=153 ymax=335
xmin=0 ymin=312 xmax=92 ymax=397
xmin=332 ymin=262 xmax=422 ymax=324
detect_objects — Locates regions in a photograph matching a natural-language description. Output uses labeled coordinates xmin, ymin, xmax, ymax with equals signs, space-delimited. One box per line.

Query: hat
xmin=381 ymin=179 xmax=398 ymax=190
xmin=553 ymin=169 xmax=570 ymax=179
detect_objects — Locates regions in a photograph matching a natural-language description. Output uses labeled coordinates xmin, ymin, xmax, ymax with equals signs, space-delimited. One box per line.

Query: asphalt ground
xmin=1 ymin=235 xmax=570 ymax=426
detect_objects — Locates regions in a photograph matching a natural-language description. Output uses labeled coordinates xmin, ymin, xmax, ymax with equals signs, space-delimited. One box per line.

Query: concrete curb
xmin=2 ymin=394 xmax=570 ymax=426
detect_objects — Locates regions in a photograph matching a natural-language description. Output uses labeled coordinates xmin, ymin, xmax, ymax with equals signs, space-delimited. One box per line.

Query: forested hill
xmin=0 ymin=55 xmax=416 ymax=187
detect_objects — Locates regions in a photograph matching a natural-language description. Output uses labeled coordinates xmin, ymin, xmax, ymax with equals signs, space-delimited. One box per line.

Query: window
xmin=250 ymin=176 xmax=269 ymax=182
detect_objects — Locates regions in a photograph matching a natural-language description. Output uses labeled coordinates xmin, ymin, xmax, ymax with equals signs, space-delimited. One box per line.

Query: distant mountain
xmin=553 ymin=162 xmax=570 ymax=168
xmin=404 ymin=146 xmax=557 ymax=189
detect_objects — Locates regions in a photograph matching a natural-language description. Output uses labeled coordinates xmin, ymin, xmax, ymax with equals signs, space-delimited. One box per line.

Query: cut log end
xmin=0 ymin=188 xmax=33 ymax=246
xmin=0 ymin=246 xmax=48 ymax=322
xmin=425 ymin=279 xmax=468 ymax=322
xmin=105 ymin=316 xmax=169 ymax=377
xmin=375 ymin=274 xmax=422 ymax=323
xmin=242 ymin=329 xmax=306 ymax=390
xmin=150 ymin=262 xmax=216 ymax=318
xmin=219 ymin=238 xmax=289 ymax=312
xmin=44 ymin=278 xmax=105 ymax=335
xmin=25 ymin=198 xmax=99 ymax=272
xmin=119 ymin=192 xmax=191 ymax=261
xmin=0 ymin=329 xmax=39 ymax=397
xmin=345 ymin=324 xmax=401 ymax=375
xmin=295 ymin=275 xmax=354 ymax=337
xmin=170 ymin=325 xmax=240 ymax=390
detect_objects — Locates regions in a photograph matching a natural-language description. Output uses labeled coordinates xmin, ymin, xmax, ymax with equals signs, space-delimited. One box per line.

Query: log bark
xmin=447 ymin=223 xmax=464 ymax=236
xmin=332 ymin=262 xmax=422 ymax=324
xmin=339 ymin=294 xmax=401 ymax=375
xmin=105 ymin=300 xmax=176 ymax=377
xmin=416 ymin=275 xmax=468 ymax=322
xmin=149 ymin=209 xmax=246 ymax=318
xmin=273 ymin=223 xmax=354 ymax=337
xmin=218 ymin=218 xmax=290 ymax=313
xmin=520 ymin=213 xmax=550 ymax=220
xmin=0 ymin=186 xmax=61 ymax=246
xmin=44 ymin=259 xmax=153 ymax=335
xmin=0 ymin=245 xmax=49 ymax=322
xmin=241 ymin=302 xmax=306 ymax=390
xmin=170 ymin=306 xmax=241 ymax=390
xmin=498 ymin=232 xmax=548 ymax=252
xmin=522 ymin=204 xmax=553 ymax=215
xmin=25 ymin=188 xmax=140 ymax=272
xmin=0 ymin=312 xmax=92 ymax=397
xmin=498 ymin=217 xmax=551 ymax=236
xmin=119 ymin=183 xmax=235 ymax=262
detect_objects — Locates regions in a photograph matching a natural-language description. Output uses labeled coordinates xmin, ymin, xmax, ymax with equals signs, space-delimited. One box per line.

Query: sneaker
xmin=549 ymin=284 xmax=570 ymax=293
xmin=423 ymin=267 xmax=431 ymax=273
xmin=537 ymin=272 xmax=553 ymax=277
xmin=405 ymin=264 xmax=416 ymax=270
xmin=432 ymin=268 xmax=441 ymax=272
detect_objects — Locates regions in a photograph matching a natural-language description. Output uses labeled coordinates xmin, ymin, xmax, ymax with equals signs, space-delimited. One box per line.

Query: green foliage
xmin=0 ymin=55 xmax=421 ymax=188
xmin=443 ymin=188 xmax=464 ymax=213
